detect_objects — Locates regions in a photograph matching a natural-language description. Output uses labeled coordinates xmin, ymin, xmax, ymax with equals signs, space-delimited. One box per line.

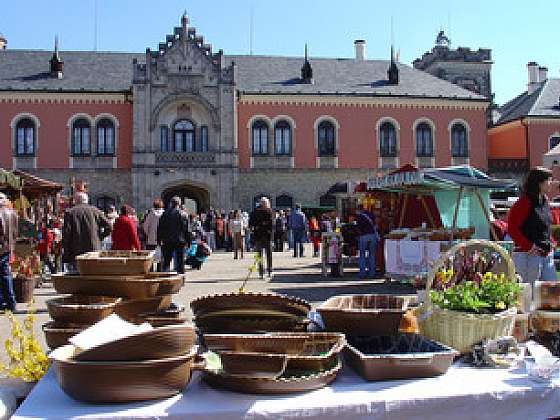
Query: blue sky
xmin=1 ymin=0 xmax=558 ymax=104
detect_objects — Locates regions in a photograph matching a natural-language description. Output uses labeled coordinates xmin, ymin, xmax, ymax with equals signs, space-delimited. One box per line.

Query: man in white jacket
xmin=143 ymin=198 xmax=165 ymax=250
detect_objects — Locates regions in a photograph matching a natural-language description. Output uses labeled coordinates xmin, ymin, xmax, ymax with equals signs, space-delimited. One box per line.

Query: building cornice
xmin=238 ymin=93 xmax=488 ymax=110
xmin=0 ymin=90 xmax=130 ymax=104
xmin=526 ymin=116 xmax=560 ymax=125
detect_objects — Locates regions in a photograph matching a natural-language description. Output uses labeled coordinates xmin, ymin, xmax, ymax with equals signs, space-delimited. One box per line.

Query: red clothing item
xmin=111 ymin=215 xmax=141 ymax=251
xmin=37 ymin=227 xmax=53 ymax=255
xmin=507 ymin=195 xmax=555 ymax=252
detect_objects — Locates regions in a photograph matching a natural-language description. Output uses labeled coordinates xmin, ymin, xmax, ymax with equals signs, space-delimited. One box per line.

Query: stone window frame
xmin=413 ymin=118 xmax=436 ymax=157
xmin=172 ymin=119 xmax=197 ymax=153
xmin=11 ymin=113 xmax=40 ymax=158
xmin=67 ymin=113 xmax=95 ymax=165
xmin=247 ymin=115 xmax=273 ymax=167
xmin=271 ymin=115 xmax=296 ymax=157
xmin=94 ymin=113 xmax=119 ymax=157
xmin=548 ymin=132 xmax=560 ymax=151
xmin=376 ymin=117 xmax=400 ymax=158
xmin=314 ymin=116 xmax=339 ymax=157
xmin=448 ymin=118 xmax=470 ymax=158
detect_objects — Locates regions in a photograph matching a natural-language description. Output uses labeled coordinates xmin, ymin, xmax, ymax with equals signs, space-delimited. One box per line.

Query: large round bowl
xmin=74 ymin=324 xmax=196 ymax=361
xmin=42 ymin=321 xmax=90 ymax=350
xmin=46 ymin=296 xmax=121 ymax=324
xmin=191 ymin=292 xmax=311 ymax=318
xmin=52 ymin=345 xmax=198 ymax=402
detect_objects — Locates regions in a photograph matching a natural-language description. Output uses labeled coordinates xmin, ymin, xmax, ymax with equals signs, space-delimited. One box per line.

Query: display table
xmin=13 ymin=363 xmax=560 ymax=420
xmin=384 ymin=239 xmax=447 ymax=276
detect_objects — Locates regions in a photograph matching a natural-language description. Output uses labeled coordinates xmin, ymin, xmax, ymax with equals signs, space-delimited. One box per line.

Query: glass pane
xmin=73 ymin=128 xmax=81 ymax=155
xmin=175 ymin=120 xmax=193 ymax=130
xmin=82 ymin=128 xmax=90 ymax=154
xmin=17 ymin=128 xmax=25 ymax=154
xmin=98 ymin=128 xmax=105 ymax=155
xmin=260 ymin=127 xmax=267 ymax=154
xmin=175 ymin=132 xmax=183 ymax=152
xmin=186 ymin=132 xmax=194 ymax=152
xmin=106 ymin=128 xmax=114 ymax=154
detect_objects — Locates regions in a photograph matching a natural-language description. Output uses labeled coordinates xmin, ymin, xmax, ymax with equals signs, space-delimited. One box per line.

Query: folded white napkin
xmin=69 ymin=314 xmax=153 ymax=351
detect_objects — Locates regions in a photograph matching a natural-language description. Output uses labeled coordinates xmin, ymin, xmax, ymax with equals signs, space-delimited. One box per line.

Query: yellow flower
xmin=483 ymin=272 xmax=493 ymax=281
xmin=495 ymin=301 xmax=506 ymax=310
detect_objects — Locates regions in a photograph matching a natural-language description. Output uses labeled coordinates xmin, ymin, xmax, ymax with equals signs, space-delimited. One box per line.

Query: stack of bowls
xmin=44 ymin=251 xmax=185 ymax=349
xmin=51 ymin=325 xmax=199 ymax=402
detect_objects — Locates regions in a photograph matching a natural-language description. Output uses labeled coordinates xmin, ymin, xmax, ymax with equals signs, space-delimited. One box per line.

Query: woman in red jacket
xmin=111 ymin=205 xmax=141 ymax=251
xmin=507 ymin=167 xmax=557 ymax=284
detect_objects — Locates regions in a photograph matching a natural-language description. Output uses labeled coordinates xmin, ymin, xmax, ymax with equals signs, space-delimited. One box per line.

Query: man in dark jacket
xmin=249 ymin=197 xmax=274 ymax=278
xmin=289 ymin=204 xmax=308 ymax=258
xmin=157 ymin=196 xmax=190 ymax=274
xmin=62 ymin=192 xmax=112 ymax=269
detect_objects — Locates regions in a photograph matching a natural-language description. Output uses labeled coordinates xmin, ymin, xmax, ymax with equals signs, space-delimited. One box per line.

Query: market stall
xmin=366 ymin=165 xmax=516 ymax=278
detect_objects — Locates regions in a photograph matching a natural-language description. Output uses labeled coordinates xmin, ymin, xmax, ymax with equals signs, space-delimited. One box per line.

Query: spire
xmin=181 ymin=10 xmax=189 ymax=33
xmin=50 ymin=35 xmax=64 ymax=79
xmin=387 ymin=45 xmax=399 ymax=85
xmin=301 ymin=43 xmax=313 ymax=83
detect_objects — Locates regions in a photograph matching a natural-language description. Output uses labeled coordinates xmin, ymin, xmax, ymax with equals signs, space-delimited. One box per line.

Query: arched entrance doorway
xmin=162 ymin=183 xmax=209 ymax=214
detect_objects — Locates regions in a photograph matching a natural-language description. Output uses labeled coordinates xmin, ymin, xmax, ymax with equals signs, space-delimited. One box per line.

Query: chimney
xmin=527 ymin=62 xmax=539 ymax=95
xmin=354 ymin=40 xmax=365 ymax=61
xmin=0 ymin=32 xmax=6 ymax=50
xmin=539 ymin=66 xmax=548 ymax=84
xmin=301 ymin=44 xmax=313 ymax=84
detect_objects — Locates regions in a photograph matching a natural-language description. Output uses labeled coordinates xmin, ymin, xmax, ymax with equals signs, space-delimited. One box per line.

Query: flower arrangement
xmin=238 ymin=254 xmax=263 ymax=293
xmin=430 ymin=246 xmax=521 ymax=314
xmin=0 ymin=310 xmax=50 ymax=382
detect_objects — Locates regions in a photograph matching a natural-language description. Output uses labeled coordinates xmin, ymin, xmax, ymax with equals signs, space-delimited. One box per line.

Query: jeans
xmin=254 ymin=239 xmax=272 ymax=276
xmin=292 ymin=229 xmax=305 ymax=257
xmin=287 ymin=230 xmax=294 ymax=250
xmin=162 ymin=243 xmax=185 ymax=274
xmin=358 ymin=234 xmax=377 ymax=277
xmin=0 ymin=252 xmax=16 ymax=311
xmin=206 ymin=231 xmax=216 ymax=251
xmin=512 ymin=252 xmax=557 ymax=284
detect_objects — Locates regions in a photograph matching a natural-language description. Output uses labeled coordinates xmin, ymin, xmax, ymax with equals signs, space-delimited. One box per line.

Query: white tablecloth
xmin=12 ymin=363 xmax=560 ymax=420
xmin=384 ymin=240 xmax=443 ymax=276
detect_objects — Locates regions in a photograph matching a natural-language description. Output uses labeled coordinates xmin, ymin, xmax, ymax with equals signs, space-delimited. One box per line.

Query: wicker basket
xmin=75 ymin=251 xmax=154 ymax=276
xmin=417 ymin=239 xmax=517 ymax=353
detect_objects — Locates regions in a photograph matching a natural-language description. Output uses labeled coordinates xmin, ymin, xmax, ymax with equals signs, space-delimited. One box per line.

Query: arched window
xmin=451 ymin=122 xmax=468 ymax=157
xmin=15 ymin=118 xmax=35 ymax=156
xmin=416 ymin=122 xmax=433 ymax=157
xmin=275 ymin=194 xmax=293 ymax=209
xmin=96 ymin=196 xmax=115 ymax=213
xmin=96 ymin=118 xmax=115 ymax=156
xmin=200 ymin=126 xmax=209 ymax=152
xmin=252 ymin=120 xmax=268 ymax=155
xmin=274 ymin=121 xmax=291 ymax=155
xmin=318 ymin=120 xmax=336 ymax=156
xmin=379 ymin=121 xmax=397 ymax=157
xmin=72 ymin=118 xmax=91 ymax=156
xmin=174 ymin=120 xmax=195 ymax=152
xmin=549 ymin=136 xmax=560 ymax=151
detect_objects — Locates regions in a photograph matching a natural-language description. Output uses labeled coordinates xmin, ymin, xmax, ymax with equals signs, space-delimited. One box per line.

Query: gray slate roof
xmin=0 ymin=49 xmax=486 ymax=100
xmin=0 ymin=50 xmax=143 ymax=92
xmin=495 ymin=78 xmax=560 ymax=125
xmin=228 ymin=55 xmax=485 ymax=100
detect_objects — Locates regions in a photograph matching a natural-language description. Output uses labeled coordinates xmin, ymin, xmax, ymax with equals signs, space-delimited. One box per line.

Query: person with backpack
xmin=0 ymin=192 xmax=18 ymax=311
xmin=356 ymin=203 xmax=379 ymax=278
xmin=185 ymin=234 xmax=211 ymax=270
